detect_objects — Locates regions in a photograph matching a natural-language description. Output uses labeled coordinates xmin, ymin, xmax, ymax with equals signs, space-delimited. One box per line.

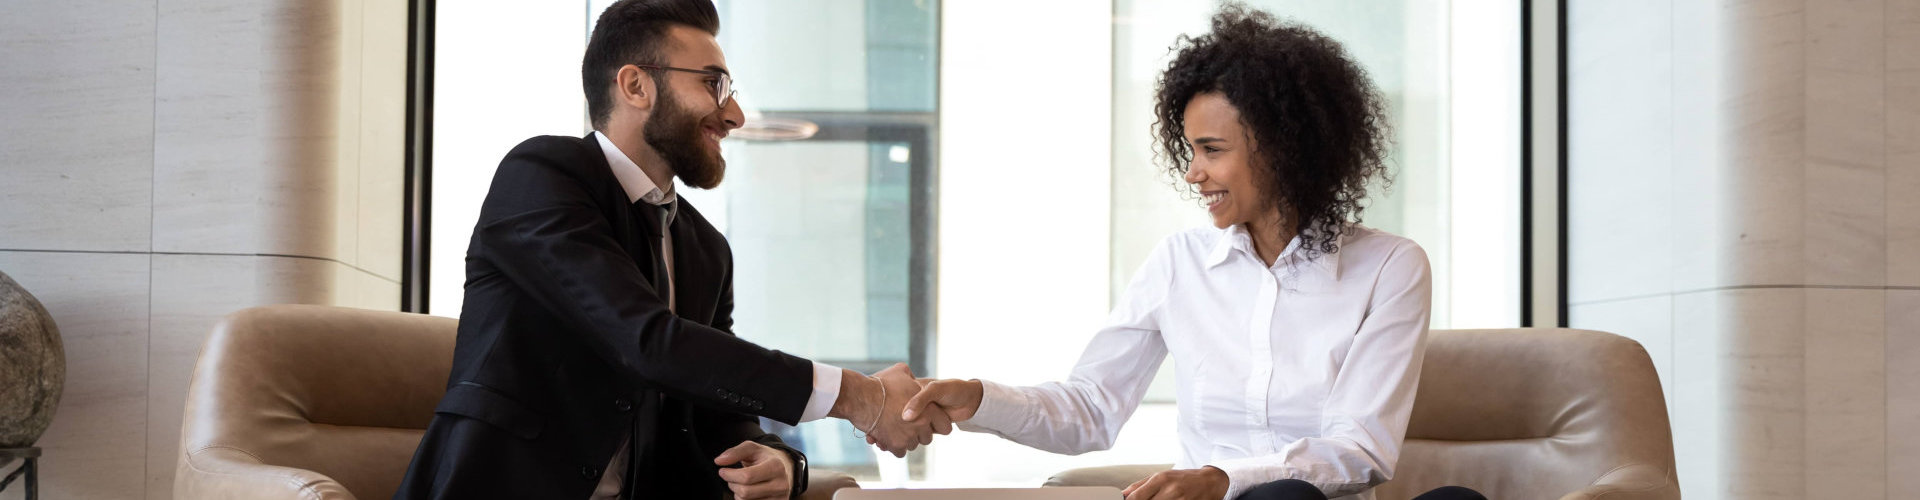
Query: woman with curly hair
xmin=900 ymin=4 xmax=1482 ymax=500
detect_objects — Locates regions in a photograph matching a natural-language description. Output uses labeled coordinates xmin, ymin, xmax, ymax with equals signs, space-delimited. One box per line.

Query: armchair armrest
xmin=1044 ymin=464 xmax=1175 ymax=489
xmin=175 ymin=446 xmax=354 ymax=500
xmin=1556 ymin=463 xmax=1680 ymax=500
xmin=801 ymin=469 xmax=859 ymax=500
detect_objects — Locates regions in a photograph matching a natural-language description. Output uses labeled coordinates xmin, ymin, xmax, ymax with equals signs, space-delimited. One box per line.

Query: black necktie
xmin=621 ymin=199 xmax=675 ymax=499
xmin=631 ymin=199 xmax=674 ymax=297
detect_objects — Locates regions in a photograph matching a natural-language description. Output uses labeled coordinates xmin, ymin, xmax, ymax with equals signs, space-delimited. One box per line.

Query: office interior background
xmin=0 ymin=0 xmax=1913 ymax=498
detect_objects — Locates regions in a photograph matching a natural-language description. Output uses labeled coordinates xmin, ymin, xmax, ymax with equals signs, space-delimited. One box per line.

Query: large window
xmin=680 ymin=0 xmax=940 ymax=478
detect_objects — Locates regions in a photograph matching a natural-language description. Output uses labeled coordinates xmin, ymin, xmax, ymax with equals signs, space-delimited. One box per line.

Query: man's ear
xmin=615 ymin=64 xmax=654 ymax=113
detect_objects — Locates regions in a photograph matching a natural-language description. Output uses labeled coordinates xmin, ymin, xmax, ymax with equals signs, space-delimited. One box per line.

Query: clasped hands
xmin=827 ymin=363 xmax=986 ymax=457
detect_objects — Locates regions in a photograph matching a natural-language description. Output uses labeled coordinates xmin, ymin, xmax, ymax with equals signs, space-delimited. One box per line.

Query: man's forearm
xmin=828 ymin=368 xmax=879 ymax=424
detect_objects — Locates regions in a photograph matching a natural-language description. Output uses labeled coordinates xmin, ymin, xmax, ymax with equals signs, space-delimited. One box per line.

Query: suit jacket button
xmin=715 ymin=388 xmax=729 ymax=398
xmin=581 ymin=466 xmax=598 ymax=479
xmin=751 ymin=401 xmax=763 ymax=410
xmin=614 ymin=399 xmax=633 ymax=412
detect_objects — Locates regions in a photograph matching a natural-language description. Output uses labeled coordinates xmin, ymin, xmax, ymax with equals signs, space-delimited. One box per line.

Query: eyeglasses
xmin=635 ymin=64 xmax=736 ymax=109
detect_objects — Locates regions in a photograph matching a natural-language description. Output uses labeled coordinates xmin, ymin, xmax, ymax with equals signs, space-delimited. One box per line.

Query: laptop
xmin=834 ymin=487 xmax=1123 ymax=500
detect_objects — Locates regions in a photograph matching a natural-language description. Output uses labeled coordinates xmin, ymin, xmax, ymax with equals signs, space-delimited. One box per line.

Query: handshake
xmin=826 ymin=363 xmax=984 ymax=457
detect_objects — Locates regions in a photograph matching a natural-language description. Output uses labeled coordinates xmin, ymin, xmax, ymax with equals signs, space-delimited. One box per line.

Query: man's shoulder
xmin=487 ymin=135 xmax=611 ymax=192
xmin=474 ymin=134 xmax=621 ymax=218
xmin=501 ymin=134 xmax=599 ymax=169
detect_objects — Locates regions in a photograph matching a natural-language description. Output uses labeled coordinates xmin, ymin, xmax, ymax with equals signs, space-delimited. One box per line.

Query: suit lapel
xmin=666 ymin=209 xmax=706 ymax=324
xmin=576 ymin=134 xmax=665 ymax=293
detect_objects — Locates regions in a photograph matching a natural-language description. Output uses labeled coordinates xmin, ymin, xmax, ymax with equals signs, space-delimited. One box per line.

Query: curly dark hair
xmin=1153 ymin=3 xmax=1392 ymax=262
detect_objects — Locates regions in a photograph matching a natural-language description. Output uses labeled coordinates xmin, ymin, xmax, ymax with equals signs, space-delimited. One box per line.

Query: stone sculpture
xmin=0 ymin=271 xmax=62 ymax=449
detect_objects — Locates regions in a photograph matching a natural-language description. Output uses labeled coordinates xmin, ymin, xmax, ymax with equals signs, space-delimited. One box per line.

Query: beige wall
xmin=0 ymin=0 xmax=408 ymax=499
xmin=1568 ymin=0 xmax=1919 ymax=498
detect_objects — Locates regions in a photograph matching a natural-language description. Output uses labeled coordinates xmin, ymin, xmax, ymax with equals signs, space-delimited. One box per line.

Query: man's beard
xmin=642 ymin=87 xmax=725 ymax=189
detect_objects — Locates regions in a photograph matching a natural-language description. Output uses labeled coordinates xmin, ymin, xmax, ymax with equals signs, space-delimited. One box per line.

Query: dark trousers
xmin=1236 ymin=479 xmax=1486 ymax=500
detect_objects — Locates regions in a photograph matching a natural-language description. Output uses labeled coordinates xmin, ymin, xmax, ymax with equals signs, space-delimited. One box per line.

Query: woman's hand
xmin=901 ymin=378 xmax=984 ymax=425
xmin=1122 ymin=467 xmax=1231 ymax=500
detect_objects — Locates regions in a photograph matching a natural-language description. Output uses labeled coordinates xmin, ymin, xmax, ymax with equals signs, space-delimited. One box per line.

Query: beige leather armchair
xmin=1044 ymin=329 xmax=1680 ymax=500
xmin=174 ymin=304 xmax=857 ymax=499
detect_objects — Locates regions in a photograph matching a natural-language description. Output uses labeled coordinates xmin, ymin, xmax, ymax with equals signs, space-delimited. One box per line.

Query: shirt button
xmin=580 ymin=466 xmax=599 ymax=479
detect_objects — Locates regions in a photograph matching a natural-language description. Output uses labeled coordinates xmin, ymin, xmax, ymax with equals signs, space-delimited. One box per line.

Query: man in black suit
xmin=394 ymin=1 xmax=947 ymax=499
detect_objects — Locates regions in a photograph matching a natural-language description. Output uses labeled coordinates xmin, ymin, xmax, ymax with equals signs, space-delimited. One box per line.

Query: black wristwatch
xmin=769 ymin=442 xmax=808 ymax=499
xmin=789 ymin=448 xmax=808 ymax=498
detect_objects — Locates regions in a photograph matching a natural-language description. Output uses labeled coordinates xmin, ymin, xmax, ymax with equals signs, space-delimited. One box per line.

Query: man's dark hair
xmin=1153 ymin=3 xmax=1392 ymax=263
xmin=583 ymin=0 xmax=720 ymax=129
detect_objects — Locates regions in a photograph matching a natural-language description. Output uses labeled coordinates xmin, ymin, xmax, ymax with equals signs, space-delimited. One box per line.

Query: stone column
xmin=1568 ymin=0 xmax=1919 ymax=498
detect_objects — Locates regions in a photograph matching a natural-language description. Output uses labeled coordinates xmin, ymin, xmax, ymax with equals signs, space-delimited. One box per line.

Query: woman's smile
xmin=1202 ymin=190 xmax=1228 ymax=213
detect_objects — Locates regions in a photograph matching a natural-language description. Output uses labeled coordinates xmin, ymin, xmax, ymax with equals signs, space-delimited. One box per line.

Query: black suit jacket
xmin=395 ymin=135 xmax=816 ymax=500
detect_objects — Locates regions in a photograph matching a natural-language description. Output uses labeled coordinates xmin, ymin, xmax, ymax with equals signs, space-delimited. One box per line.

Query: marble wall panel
xmin=1721 ymin=288 xmax=1807 ymax=500
xmin=1670 ymin=290 xmax=1726 ymax=499
xmin=332 ymin=0 xmax=366 ymax=268
xmin=1566 ymin=0 xmax=1676 ymax=304
xmin=254 ymin=0 xmax=347 ymax=262
xmin=155 ymin=0 xmax=352 ymax=262
xmin=152 ymin=0 xmax=266 ymax=255
xmin=0 ymin=1 xmax=156 ymax=253
xmin=1887 ymin=290 xmax=1920 ymax=498
xmin=332 ymin=261 xmax=401 ymax=311
xmin=1801 ymin=288 xmax=1886 ymax=499
xmin=355 ymin=0 xmax=410 ymax=282
xmin=0 ymin=251 xmax=151 ymax=500
xmin=1803 ymin=158 xmax=1887 ymax=286
xmin=1671 ymin=0 xmax=1728 ymax=293
xmin=1805 ymin=0 xmax=1888 ymax=287
xmin=1888 ymin=0 xmax=1920 ymax=287
xmin=1721 ymin=0 xmax=1809 ymax=288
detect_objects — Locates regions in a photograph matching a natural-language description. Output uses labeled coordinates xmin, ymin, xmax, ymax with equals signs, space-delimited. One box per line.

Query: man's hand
xmin=714 ymin=441 xmax=793 ymax=500
xmin=901 ymin=378 xmax=984 ymax=424
xmin=828 ymin=363 xmax=948 ymax=457
xmin=1121 ymin=467 xmax=1230 ymax=500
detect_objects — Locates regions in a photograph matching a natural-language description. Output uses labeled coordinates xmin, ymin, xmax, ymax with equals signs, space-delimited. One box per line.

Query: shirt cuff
xmin=798 ymin=362 xmax=843 ymax=422
xmin=954 ymin=379 xmax=1027 ymax=434
xmin=1206 ymin=456 xmax=1286 ymax=500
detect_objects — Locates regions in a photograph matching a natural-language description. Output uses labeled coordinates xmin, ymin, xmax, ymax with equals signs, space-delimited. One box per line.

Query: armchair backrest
xmin=1376 ymin=328 xmax=1679 ymax=500
xmin=174 ymin=305 xmax=457 ymax=499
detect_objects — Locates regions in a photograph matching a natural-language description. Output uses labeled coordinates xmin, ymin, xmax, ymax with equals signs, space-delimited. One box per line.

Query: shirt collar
xmin=1205 ymin=224 xmax=1344 ymax=280
xmin=593 ymin=130 xmax=676 ymax=206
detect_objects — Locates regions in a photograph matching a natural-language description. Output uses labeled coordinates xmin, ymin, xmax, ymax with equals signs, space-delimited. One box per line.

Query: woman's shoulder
xmin=1156 ymin=225 xmax=1236 ymax=257
xmin=1340 ymin=225 xmax=1429 ymax=269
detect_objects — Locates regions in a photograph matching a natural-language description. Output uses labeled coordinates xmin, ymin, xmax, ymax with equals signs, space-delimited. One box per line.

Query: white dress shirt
xmin=589 ymin=131 xmax=843 ymax=499
xmin=959 ymin=224 xmax=1432 ymax=500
